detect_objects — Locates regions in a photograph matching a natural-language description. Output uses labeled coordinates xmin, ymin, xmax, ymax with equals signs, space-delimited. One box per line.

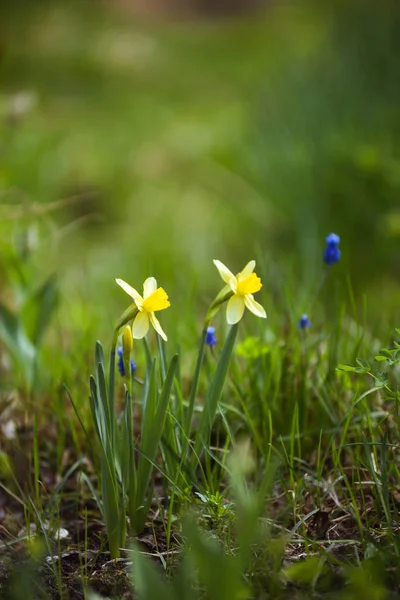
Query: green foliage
xmin=0 ymin=272 xmax=58 ymax=392
xmin=0 ymin=302 xmax=36 ymax=388
xmin=87 ymin=337 xmax=178 ymax=556
xmin=194 ymin=490 xmax=235 ymax=526
xmin=86 ymin=293 xmax=247 ymax=558
xmin=284 ymin=556 xmax=325 ymax=587
xmin=337 ymin=329 xmax=400 ymax=396
xmin=132 ymin=447 xmax=271 ymax=600
xmin=235 ymin=335 xmax=271 ymax=360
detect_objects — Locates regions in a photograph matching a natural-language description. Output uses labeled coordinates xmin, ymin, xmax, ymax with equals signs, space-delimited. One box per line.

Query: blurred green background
xmin=1 ymin=0 xmax=400 ymax=364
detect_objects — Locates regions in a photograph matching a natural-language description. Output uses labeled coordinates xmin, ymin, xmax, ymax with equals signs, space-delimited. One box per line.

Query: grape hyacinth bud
xmin=205 ymin=326 xmax=218 ymax=347
xmin=323 ymin=233 xmax=341 ymax=265
xmin=299 ymin=314 xmax=311 ymax=329
xmin=117 ymin=346 xmax=136 ymax=377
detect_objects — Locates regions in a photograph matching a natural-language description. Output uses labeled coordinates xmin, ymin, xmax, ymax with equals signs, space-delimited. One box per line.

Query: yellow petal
xmin=213 ymin=260 xmax=236 ymax=285
xmin=238 ymin=260 xmax=255 ymax=280
xmin=226 ymin=295 xmax=245 ymax=324
xmin=116 ymin=278 xmax=143 ymax=307
xmin=236 ymin=273 xmax=262 ymax=296
xmin=143 ymin=287 xmax=170 ymax=313
xmin=143 ymin=277 xmax=157 ymax=299
xmin=244 ymin=294 xmax=267 ymax=319
xmin=150 ymin=313 xmax=168 ymax=341
xmin=132 ymin=311 xmax=150 ymax=339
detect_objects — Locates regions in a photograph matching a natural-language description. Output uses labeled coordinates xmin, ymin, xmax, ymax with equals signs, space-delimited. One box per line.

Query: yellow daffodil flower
xmin=213 ymin=259 xmax=267 ymax=325
xmin=116 ymin=277 xmax=170 ymax=341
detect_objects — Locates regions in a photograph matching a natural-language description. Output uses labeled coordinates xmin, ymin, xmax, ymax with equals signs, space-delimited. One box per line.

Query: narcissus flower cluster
xmin=116 ymin=259 xmax=267 ymax=347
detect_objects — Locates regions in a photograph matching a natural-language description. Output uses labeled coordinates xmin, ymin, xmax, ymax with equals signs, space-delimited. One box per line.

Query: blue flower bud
xmin=324 ymin=232 xmax=341 ymax=265
xmin=205 ymin=326 xmax=218 ymax=347
xmin=299 ymin=314 xmax=311 ymax=329
xmin=325 ymin=233 xmax=340 ymax=245
xmin=117 ymin=346 xmax=136 ymax=377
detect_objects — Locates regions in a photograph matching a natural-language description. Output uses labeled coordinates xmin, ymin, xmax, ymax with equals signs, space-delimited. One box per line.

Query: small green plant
xmin=337 ymin=328 xmax=400 ymax=397
xmin=194 ymin=490 xmax=235 ymax=534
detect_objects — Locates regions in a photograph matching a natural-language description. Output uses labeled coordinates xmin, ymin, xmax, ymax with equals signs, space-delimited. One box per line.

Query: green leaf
xmin=285 ymin=556 xmax=324 ymax=585
xmin=375 ymin=370 xmax=388 ymax=388
xmin=142 ymin=337 xmax=153 ymax=382
xmin=21 ymin=274 xmax=58 ymax=347
xmin=100 ymin=444 xmax=124 ymax=558
xmin=131 ymin=545 xmax=174 ymax=600
xmin=121 ymin=386 xmax=133 ymax=494
xmin=185 ymin=327 xmax=207 ymax=435
xmin=337 ymin=364 xmax=357 ymax=372
xmin=184 ymin=517 xmax=245 ymax=600
xmin=95 ymin=340 xmax=105 ymax=370
xmin=90 ymin=376 xmax=106 ymax=448
xmin=0 ymin=451 xmax=13 ymax=478
xmin=378 ymin=348 xmax=392 ymax=356
xmin=193 ymin=324 xmax=238 ymax=464
xmin=97 ymin=358 xmax=113 ymax=444
xmin=356 ymin=358 xmax=370 ymax=370
xmin=131 ymin=354 xmax=178 ymax=533
xmin=0 ymin=302 xmax=36 ymax=386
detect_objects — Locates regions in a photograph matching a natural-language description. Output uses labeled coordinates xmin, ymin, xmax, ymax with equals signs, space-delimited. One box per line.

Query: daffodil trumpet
xmin=212 ymin=259 xmax=267 ymax=325
xmin=116 ymin=276 xmax=170 ymax=341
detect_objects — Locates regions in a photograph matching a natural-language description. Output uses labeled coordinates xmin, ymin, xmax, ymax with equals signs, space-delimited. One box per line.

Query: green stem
xmin=185 ymin=326 xmax=208 ymax=436
xmin=33 ymin=410 xmax=40 ymax=511
xmin=157 ymin=333 xmax=167 ymax=383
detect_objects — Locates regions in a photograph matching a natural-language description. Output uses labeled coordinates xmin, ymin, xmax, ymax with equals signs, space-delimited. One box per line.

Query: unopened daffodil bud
xmin=122 ymin=325 xmax=133 ymax=359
